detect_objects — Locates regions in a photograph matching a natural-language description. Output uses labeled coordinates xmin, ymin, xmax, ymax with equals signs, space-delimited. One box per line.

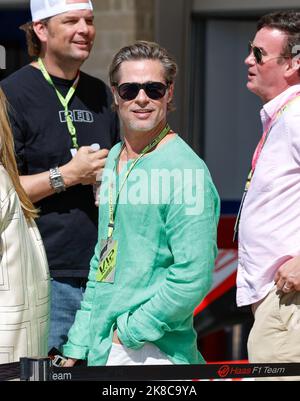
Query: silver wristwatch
xmin=49 ymin=167 xmax=66 ymax=193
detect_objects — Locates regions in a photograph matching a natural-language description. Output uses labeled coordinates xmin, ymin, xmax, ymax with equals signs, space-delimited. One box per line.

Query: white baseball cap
xmin=30 ymin=0 xmax=93 ymax=22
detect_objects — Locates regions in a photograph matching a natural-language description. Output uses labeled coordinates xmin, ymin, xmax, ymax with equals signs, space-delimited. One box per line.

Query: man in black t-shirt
xmin=1 ymin=0 xmax=120 ymax=352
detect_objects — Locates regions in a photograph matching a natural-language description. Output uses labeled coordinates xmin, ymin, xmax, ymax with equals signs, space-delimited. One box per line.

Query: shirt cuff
xmin=62 ymin=343 xmax=88 ymax=361
xmin=116 ymin=312 xmax=145 ymax=350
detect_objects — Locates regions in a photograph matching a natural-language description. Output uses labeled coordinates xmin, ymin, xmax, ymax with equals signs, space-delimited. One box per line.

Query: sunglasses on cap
xmin=115 ymin=82 xmax=169 ymax=101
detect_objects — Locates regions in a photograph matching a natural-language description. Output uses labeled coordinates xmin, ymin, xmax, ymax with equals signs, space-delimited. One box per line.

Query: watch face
xmin=50 ymin=168 xmax=66 ymax=193
xmin=53 ymin=177 xmax=62 ymax=187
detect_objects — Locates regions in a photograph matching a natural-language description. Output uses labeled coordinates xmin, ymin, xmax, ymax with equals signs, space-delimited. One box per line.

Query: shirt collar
xmin=261 ymin=84 xmax=300 ymax=127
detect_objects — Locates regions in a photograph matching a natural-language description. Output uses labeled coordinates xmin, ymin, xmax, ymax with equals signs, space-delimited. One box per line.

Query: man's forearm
xmin=19 ymin=147 xmax=108 ymax=203
xmin=20 ymin=165 xmax=77 ymax=203
xmin=20 ymin=173 xmax=56 ymax=203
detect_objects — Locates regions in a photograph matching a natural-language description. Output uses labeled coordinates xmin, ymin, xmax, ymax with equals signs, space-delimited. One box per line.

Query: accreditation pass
xmin=96 ymin=238 xmax=118 ymax=283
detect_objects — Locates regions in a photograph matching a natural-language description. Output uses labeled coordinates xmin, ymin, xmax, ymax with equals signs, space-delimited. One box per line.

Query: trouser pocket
xmin=278 ymin=290 xmax=300 ymax=331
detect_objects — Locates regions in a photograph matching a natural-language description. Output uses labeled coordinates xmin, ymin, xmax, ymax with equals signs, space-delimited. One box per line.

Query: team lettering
xmin=59 ymin=110 xmax=94 ymax=123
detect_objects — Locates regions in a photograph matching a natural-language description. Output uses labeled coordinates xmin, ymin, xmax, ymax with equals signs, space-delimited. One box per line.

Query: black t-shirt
xmin=1 ymin=65 xmax=120 ymax=277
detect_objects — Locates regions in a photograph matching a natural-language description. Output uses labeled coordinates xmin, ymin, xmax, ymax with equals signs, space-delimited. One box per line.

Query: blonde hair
xmin=0 ymin=88 xmax=38 ymax=220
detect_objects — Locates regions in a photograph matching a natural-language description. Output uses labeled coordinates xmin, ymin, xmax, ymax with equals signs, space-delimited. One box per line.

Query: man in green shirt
xmin=63 ymin=41 xmax=220 ymax=366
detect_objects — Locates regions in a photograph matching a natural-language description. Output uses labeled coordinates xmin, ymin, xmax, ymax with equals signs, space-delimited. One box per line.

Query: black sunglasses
xmin=248 ymin=41 xmax=290 ymax=65
xmin=248 ymin=41 xmax=264 ymax=64
xmin=115 ymin=82 xmax=169 ymax=101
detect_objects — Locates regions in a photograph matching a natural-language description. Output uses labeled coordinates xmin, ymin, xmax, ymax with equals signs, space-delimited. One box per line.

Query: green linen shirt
xmin=63 ymin=135 xmax=220 ymax=365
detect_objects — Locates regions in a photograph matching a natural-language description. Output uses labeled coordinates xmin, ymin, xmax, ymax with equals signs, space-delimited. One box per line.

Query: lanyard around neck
xmin=38 ymin=58 xmax=80 ymax=149
xmin=233 ymin=92 xmax=300 ymax=241
xmin=107 ymin=124 xmax=171 ymax=238
xmin=252 ymin=91 xmax=300 ymax=173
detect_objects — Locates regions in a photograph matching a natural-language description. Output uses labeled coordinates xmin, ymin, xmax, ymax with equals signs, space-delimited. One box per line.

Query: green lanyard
xmin=107 ymin=124 xmax=171 ymax=238
xmin=38 ymin=58 xmax=80 ymax=149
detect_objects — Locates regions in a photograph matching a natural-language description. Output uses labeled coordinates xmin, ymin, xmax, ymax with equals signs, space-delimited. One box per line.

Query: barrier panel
xmin=1 ymin=359 xmax=300 ymax=381
xmin=0 ymin=362 xmax=20 ymax=381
